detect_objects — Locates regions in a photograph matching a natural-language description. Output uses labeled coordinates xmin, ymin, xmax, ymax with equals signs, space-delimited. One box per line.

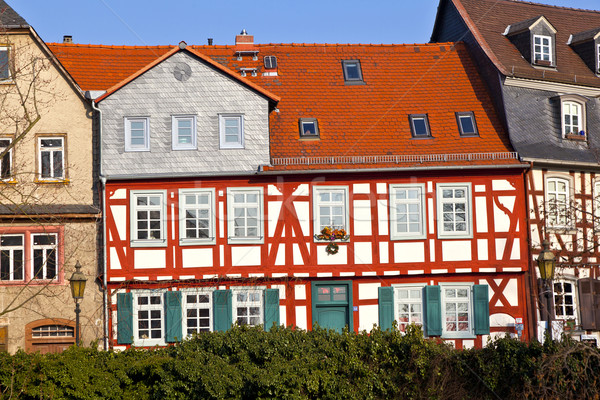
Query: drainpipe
xmin=90 ymin=98 xmax=108 ymax=351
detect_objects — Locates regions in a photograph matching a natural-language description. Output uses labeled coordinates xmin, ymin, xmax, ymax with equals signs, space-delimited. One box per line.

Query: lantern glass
xmin=537 ymin=240 xmax=556 ymax=281
xmin=68 ymin=261 xmax=87 ymax=300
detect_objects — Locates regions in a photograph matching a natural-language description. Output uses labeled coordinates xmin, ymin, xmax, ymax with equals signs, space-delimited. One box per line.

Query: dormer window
xmin=567 ymin=28 xmax=600 ymax=74
xmin=299 ymin=118 xmax=319 ymax=138
xmin=342 ymin=60 xmax=363 ymax=84
xmin=597 ymin=43 xmax=600 ymax=73
xmin=533 ymin=35 xmax=552 ymax=63
xmin=558 ymin=95 xmax=587 ymax=140
xmin=503 ymin=16 xmax=556 ymax=67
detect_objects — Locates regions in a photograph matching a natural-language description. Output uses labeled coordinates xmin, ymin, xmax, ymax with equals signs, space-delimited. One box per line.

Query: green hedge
xmin=1 ymin=326 xmax=599 ymax=399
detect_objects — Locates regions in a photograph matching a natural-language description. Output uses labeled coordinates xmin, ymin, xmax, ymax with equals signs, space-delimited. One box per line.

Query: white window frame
xmin=178 ymin=188 xmax=216 ymax=245
xmin=38 ymin=137 xmax=65 ymax=180
xmin=0 ymin=137 xmax=11 ymax=180
xmin=436 ymin=183 xmax=472 ymax=238
xmin=130 ymin=190 xmax=168 ymax=247
xmin=561 ymin=100 xmax=585 ymax=137
xmin=219 ymin=114 xmax=244 ymax=149
xmin=533 ymin=34 xmax=552 ymax=63
xmin=393 ymin=284 xmax=425 ymax=333
xmin=0 ymin=234 xmax=24 ymax=281
xmin=545 ymin=177 xmax=571 ymax=228
xmin=597 ymin=43 xmax=600 ymax=74
xmin=182 ymin=288 xmax=214 ymax=336
xmin=553 ymin=279 xmax=578 ymax=323
xmin=0 ymin=46 xmax=10 ymax=81
xmin=440 ymin=283 xmax=474 ymax=339
xmin=312 ymin=186 xmax=350 ymax=237
xmin=227 ymin=187 xmax=264 ymax=244
xmin=595 ymin=181 xmax=600 ymax=231
xmin=389 ymin=184 xmax=426 ymax=240
xmin=171 ymin=115 xmax=197 ymax=150
xmin=231 ymin=287 xmax=265 ymax=327
xmin=132 ymin=290 xmax=165 ymax=346
xmin=31 ymin=233 xmax=58 ymax=280
xmin=124 ymin=117 xmax=150 ymax=152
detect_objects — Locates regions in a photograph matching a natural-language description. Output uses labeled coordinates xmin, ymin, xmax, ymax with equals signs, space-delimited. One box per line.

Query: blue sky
xmin=10 ymin=0 xmax=600 ymax=46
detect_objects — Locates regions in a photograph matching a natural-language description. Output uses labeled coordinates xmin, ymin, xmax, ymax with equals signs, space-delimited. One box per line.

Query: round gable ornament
xmin=173 ymin=63 xmax=192 ymax=82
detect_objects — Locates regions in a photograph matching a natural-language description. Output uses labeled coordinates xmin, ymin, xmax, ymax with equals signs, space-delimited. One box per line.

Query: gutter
xmin=521 ymin=157 xmax=600 ymax=169
xmin=89 ymin=96 xmax=109 ymax=351
xmin=258 ymin=163 xmax=528 ymax=176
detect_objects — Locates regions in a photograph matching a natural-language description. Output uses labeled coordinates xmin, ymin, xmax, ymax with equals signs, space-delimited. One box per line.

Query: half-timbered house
xmin=432 ymin=0 xmax=600 ymax=342
xmin=50 ymin=33 xmax=531 ymax=348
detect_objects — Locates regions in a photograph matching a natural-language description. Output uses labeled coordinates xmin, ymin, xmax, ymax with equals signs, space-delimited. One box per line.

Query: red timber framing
xmin=105 ymin=168 xmax=531 ymax=349
xmin=526 ymin=167 xmax=600 ymax=336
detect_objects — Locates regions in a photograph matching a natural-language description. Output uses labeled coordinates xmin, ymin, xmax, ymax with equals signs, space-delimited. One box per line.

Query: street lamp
xmin=68 ymin=261 xmax=87 ymax=346
xmin=537 ymin=240 xmax=556 ymax=339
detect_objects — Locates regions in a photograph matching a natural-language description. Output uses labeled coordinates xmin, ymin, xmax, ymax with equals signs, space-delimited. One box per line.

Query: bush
xmin=0 ymin=327 xmax=598 ymax=399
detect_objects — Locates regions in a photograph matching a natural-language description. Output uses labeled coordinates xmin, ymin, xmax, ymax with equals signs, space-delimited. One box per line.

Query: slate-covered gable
xmin=0 ymin=0 xmax=28 ymax=28
xmin=99 ymin=51 xmax=271 ymax=178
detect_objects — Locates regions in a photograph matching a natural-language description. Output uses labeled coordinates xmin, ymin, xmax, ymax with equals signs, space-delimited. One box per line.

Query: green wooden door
xmin=312 ymin=282 xmax=353 ymax=332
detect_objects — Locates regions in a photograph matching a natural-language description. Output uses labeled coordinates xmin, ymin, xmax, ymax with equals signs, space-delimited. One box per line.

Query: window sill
xmin=390 ymin=235 xmax=427 ymax=241
xmin=130 ymin=240 xmax=168 ymax=248
xmin=227 ymin=237 xmax=264 ymax=245
xmin=179 ymin=239 xmax=216 ymax=246
xmin=344 ymin=80 xmax=366 ymax=86
xmin=564 ymin=134 xmax=586 ymax=141
xmin=0 ymin=280 xmax=62 ymax=286
xmin=437 ymin=233 xmax=473 ymax=240
xmin=299 ymin=136 xmax=320 ymax=141
xmin=0 ymin=179 xmax=17 ymax=185
xmin=442 ymin=333 xmax=476 ymax=340
xmin=546 ymin=226 xmax=576 ymax=234
xmin=35 ymin=178 xmax=69 ymax=185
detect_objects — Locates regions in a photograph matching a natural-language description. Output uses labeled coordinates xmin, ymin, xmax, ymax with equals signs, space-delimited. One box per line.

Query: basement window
xmin=342 ymin=60 xmax=363 ymax=83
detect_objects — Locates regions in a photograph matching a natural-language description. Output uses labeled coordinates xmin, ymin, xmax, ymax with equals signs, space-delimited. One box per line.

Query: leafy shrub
xmin=0 ymin=326 xmax=598 ymax=399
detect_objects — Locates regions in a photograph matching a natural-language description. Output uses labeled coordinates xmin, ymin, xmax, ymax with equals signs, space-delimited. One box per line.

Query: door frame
xmin=311 ymin=280 xmax=353 ymax=331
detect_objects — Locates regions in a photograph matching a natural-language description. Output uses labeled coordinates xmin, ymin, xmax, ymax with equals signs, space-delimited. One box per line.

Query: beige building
xmin=0 ymin=2 xmax=102 ymax=353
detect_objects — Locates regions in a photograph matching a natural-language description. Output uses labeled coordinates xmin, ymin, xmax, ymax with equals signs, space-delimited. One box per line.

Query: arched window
xmin=562 ymin=101 xmax=582 ymax=136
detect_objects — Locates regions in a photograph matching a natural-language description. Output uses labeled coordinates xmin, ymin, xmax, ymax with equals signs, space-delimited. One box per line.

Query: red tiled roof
xmin=48 ymin=41 xmax=520 ymax=169
xmin=445 ymin=0 xmax=600 ymax=87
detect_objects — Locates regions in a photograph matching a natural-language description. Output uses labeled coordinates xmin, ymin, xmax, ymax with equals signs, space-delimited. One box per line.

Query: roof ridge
xmin=48 ymin=41 xmax=457 ymax=50
xmin=46 ymin=43 xmax=176 ymax=49
xmin=499 ymin=0 xmax=600 ymax=15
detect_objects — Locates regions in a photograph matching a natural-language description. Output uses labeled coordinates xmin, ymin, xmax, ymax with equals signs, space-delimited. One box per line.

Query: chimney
xmin=63 ymin=35 xmax=73 ymax=44
xmin=208 ymin=38 xmax=213 ymax=46
xmin=235 ymin=29 xmax=254 ymax=46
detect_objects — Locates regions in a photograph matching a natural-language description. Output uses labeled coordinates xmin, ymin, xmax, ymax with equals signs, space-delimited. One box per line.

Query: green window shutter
xmin=264 ymin=288 xmax=280 ymax=331
xmin=165 ymin=291 xmax=183 ymax=342
xmin=117 ymin=292 xmax=133 ymax=344
xmin=473 ymin=284 xmax=490 ymax=335
xmin=378 ymin=286 xmax=394 ymax=330
xmin=213 ymin=290 xmax=232 ymax=332
xmin=425 ymin=285 xmax=442 ymax=336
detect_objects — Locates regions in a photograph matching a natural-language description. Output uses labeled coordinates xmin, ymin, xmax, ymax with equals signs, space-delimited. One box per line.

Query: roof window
xmin=342 ymin=60 xmax=364 ymax=84
xmin=503 ymin=16 xmax=556 ymax=67
xmin=264 ymin=56 xmax=277 ymax=69
xmin=456 ymin=112 xmax=478 ymax=136
xmin=409 ymin=115 xmax=431 ymax=138
xmin=299 ymin=118 xmax=319 ymax=138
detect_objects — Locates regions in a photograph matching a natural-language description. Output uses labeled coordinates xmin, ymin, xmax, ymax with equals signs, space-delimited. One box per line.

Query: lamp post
xmin=537 ymin=240 xmax=556 ymax=339
xmin=68 ymin=261 xmax=87 ymax=346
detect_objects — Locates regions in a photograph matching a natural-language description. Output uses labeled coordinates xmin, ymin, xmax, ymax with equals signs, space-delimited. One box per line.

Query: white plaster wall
xmin=359 ymin=305 xmax=379 ymax=331
xmin=441 ymin=241 xmax=471 ymax=262
xmin=394 ymin=242 xmax=425 ymax=263
xmin=134 ymin=249 xmax=166 ymax=269
xmin=231 ymin=246 xmax=261 ymax=266
xmin=182 ymin=248 xmax=213 ymax=268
